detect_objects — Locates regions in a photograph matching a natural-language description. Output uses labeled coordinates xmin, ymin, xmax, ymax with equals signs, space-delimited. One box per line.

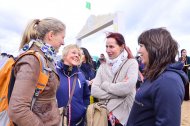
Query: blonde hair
xmin=20 ymin=17 xmax=66 ymax=49
xmin=62 ymin=44 xmax=81 ymax=60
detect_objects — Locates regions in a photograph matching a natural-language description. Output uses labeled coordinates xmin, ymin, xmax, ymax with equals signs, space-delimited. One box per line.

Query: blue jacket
xmin=56 ymin=61 xmax=90 ymax=123
xmin=80 ymin=62 xmax=96 ymax=81
xmin=127 ymin=62 xmax=189 ymax=126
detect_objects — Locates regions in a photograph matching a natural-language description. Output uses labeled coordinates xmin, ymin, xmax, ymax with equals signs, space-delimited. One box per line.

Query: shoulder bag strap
xmin=107 ymin=59 xmax=129 ymax=110
xmin=64 ymin=74 xmax=77 ymax=115
xmin=112 ymin=59 xmax=128 ymax=83
xmin=103 ymin=59 xmax=129 ymax=105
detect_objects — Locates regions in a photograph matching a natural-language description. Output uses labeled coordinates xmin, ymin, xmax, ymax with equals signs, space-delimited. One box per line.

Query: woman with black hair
xmin=179 ymin=49 xmax=190 ymax=100
xmin=80 ymin=47 xmax=97 ymax=104
xmin=80 ymin=47 xmax=96 ymax=87
xmin=127 ymin=28 xmax=188 ymax=126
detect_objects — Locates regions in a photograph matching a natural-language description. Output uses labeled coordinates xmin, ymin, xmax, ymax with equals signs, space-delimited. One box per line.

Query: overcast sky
xmin=0 ymin=0 xmax=190 ymax=56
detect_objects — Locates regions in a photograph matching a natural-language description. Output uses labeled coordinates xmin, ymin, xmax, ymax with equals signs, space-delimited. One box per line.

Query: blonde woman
xmin=56 ymin=44 xmax=90 ymax=126
xmin=8 ymin=17 xmax=65 ymax=126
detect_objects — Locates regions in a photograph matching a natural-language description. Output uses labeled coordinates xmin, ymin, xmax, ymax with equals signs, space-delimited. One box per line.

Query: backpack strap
xmin=32 ymin=51 xmax=50 ymax=96
xmin=14 ymin=50 xmax=50 ymax=109
xmin=16 ymin=50 xmax=50 ymax=96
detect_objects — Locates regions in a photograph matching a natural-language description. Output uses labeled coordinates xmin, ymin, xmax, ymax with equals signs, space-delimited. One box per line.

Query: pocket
xmin=76 ymin=117 xmax=83 ymax=126
xmin=134 ymin=100 xmax=144 ymax=107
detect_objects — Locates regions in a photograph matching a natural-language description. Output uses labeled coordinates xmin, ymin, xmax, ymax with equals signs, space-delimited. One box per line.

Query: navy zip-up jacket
xmin=127 ymin=62 xmax=189 ymax=126
xmin=56 ymin=61 xmax=90 ymax=124
xmin=80 ymin=62 xmax=96 ymax=81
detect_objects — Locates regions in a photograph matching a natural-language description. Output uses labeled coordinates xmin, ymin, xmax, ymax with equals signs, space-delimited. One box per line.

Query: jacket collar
xmin=57 ymin=60 xmax=79 ymax=77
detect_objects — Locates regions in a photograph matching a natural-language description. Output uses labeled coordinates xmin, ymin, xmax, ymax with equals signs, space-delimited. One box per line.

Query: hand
xmin=138 ymin=71 xmax=144 ymax=82
xmin=124 ymin=45 xmax=134 ymax=58
xmin=123 ymin=76 xmax=129 ymax=82
xmin=140 ymin=73 xmax=144 ymax=82
xmin=88 ymin=80 xmax=93 ymax=85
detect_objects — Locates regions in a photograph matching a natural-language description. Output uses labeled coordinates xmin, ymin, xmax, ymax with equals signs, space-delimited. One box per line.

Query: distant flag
xmin=86 ymin=1 xmax=91 ymax=10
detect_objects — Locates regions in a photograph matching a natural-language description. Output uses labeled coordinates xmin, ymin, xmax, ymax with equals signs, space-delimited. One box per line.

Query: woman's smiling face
xmin=63 ymin=47 xmax=81 ymax=66
xmin=138 ymin=44 xmax=149 ymax=65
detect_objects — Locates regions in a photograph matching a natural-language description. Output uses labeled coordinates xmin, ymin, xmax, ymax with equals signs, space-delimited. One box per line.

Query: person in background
xmin=8 ymin=17 xmax=65 ymax=126
xmin=97 ymin=53 xmax=106 ymax=68
xmin=92 ymin=57 xmax=98 ymax=72
xmin=91 ymin=32 xmax=138 ymax=126
xmin=127 ymin=28 xmax=188 ymax=126
xmin=135 ymin=56 xmax=144 ymax=89
xmin=0 ymin=52 xmax=14 ymax=66
xmin=179 ymin=49 xmax=190 ymax=100
xmin=80 ymin=47 xmax=96 ymax=86
xmin=56 ymin=44 xmax=90 ymax=126
xmin=80 ymin=47 xmax=97 ymax=104
xmin=0 ymin=52 xmax=5 ymax=60
xmin=0 ymin=53 xmax=8 ymax=60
